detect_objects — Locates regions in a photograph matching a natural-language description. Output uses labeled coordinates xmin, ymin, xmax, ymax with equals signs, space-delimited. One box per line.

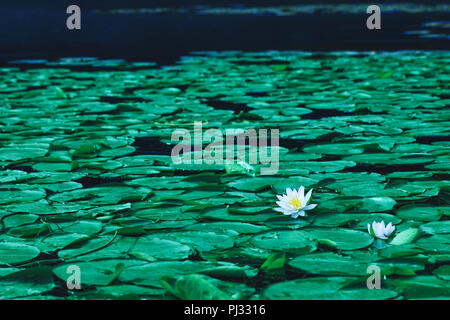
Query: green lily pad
xmin=149 ymin=231 xmax=234 ymax=252
xmin=160 ymin=274 xmax=231 ymax=300
xmin=396 ymin=205 xmax=443 ymax=222
xmin=0 ymin=147 xmax=48 ymax=161
xmin=53 ymin=259 xmax=145 ymax=286
xmin=0 ymin=267 xmax=55 ymax=299
xmin=388 ymin=276 xmax=450 ymax=299
xmin=261 ymin=277 xmax=398 ymax=300
xmin=289 ymin=252 xmax=369 ymax=276
xmin=118 ymin=261 xmax=235 ymax=288
xmin=390 ymin=228 xmax=420 ymax=245
xmin=420 ymin=221 xmax=450 ymax=235
xmin=303 ymin=228 xmax=374 ymax=250
xmin=0 ymin=242 xmax=40 ymax=265
xmin=433 ymin=265 xmax=450 ymax=281
xmin=250 ymin=230 xmax=316 ymax=253
xmin=130 ymin=237 xmax=192 ymax=260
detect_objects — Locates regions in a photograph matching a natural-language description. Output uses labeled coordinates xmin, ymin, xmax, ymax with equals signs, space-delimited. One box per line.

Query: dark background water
xmin=0 ymin=1 xmax=449 ymax=64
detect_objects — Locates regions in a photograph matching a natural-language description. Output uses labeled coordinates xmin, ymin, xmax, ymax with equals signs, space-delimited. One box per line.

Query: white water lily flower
xmin=368 ymin=221 xmax=396 ymax=240
xmin=275 ymin=186 xmax=317 ymax=218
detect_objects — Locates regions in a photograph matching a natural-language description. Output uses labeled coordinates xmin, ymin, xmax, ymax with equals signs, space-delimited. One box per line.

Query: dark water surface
xmin=0 ymin=1 xmax=449 ymax=301
xmin=0 ymin=2 xmax=448 ymax=64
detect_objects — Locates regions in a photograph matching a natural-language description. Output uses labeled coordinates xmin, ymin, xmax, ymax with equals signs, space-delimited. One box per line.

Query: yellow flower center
xmin=289 ymin=197 xmax=302 ymax=209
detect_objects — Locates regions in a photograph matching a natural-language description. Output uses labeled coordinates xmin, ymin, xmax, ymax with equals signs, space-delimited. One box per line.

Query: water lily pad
xmin=289 ymin=252 xmax=368 ymax=276
xmin=390 ymin=228 xmax=420 ymax=245
xmin=250 ymin=230 xmax=316 ymax=253
xmin=130 ymin=237 xmax=192 ymax=260
xmin=149 ymin=231 xmax=234 ymax=252
xmin=0 ymin=267 xmax=55 ymax=299
xmin=388 ymin=276 xmax=450 ymax=299
xmin=160 ymin=274 xmax=231 ymax=300
xmin=260 ymin=277 xmax=396 ymax=300
xmin=119 ymin=261 xmax=232 ymax=287
xmin=0 ymin=190 xmax=46 ymax=205
xmin=0 ymin=242 xmax=40 ymax=265
xmin=0 ymin=147 xmax=47 ymax=161
xmin=53 ymin=259 xmax=145 ymax=286
xmin=396 ymin=205 xmax=443 ymax=222
xmin=40 ymin=233 xmax=90 ymax=251
xmin=433 ymin=265 xmax=450 ymax=281
xmin=303 ymin=228 xmax=374 ymax=250
xmin=95 ymin=284 xmax=165 ymax=299
xmin=420 ymin=221 xmax=450 ymax=235
xmin=185 ymin=222 xmax=267 ymax=234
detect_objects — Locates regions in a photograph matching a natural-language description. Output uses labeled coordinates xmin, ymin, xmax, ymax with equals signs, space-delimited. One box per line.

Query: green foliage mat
xmin=0 ymin=51 xmax=449 ymax=299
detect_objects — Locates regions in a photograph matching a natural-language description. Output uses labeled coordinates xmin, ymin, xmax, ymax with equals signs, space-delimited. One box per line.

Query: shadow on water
xmin=300 ymin=109 xmax=355 ymax=120
xmin=205 ymin=99 xmax=252 ymax=114
xmin=131 ymin=137 xmax=174 ymax=155
xmin=5 ymin=165 xmax=36 ymax=173
xmin=74 ymin=175 xmax=124 ymax=188
xmin=0 ymin=3 xmax=449 ymax=64
xmin=100 ymin=96 xmax=146 ymax=104
xmin=415 ymin=136 xmax=450 ymax=143
xmin=342 ymin=163 xmax=429 ymax=174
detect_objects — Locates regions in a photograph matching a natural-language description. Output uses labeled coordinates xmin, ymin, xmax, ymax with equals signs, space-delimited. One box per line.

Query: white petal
xmin=276 ymin=194 xmax=285 ymax=201
xmin=303 ymin=204 xmax=317 ymax=211
xmin=377 ymin=223 xmax=384 ymax=238
xmin=386 ymin=224 xmax=395 ymax=236
xmin=283 ymin=210 xmax=295 ymax=216
xmin=274 ymin=207 xmax=294 ymax=215
xmin=298 ymin=211 xmax=306 ymax=217
xmin=291 ymin=212 xmax=300 ymax=219
xmin=276 ymin=201 xmax=294 ymax=211
xmin=304 ymin=189 xmax=313 ymax=205
xmin=286 ymin=188 xmax=293 ymax=198
xmin=291 ymin=188 xmax=297 ymax=199
xmin=279 ymin=199 xmax=293 ymax=208
xmin=389 ymin=226 xmax=396 ymax=236
xmin=373 ymin=222 xmax=381 ymax=238
xmin=298 ymin=186 xmax=305 ymax=204
xmin=385 ymin=223 xmax=392 ymax=234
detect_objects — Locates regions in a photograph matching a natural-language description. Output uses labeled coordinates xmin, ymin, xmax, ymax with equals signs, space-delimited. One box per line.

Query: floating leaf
xmin=390 ymin=228 xmax=420 ymax=245
xmin=250 ymin=230 xmax=316 ymax=254
xmin=0 ymin=242 xmax=40 ymax=265
xmin=304 ymin=228 xmax=374 ymax=250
